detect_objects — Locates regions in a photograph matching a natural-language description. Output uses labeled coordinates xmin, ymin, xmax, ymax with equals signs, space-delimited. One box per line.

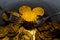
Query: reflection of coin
xmin=7 ymin=31 xmax=18 ymax=37
xmin=32 ymin=7 xmax=44 ymax=16
xmin=2 ymin=36 xmax=9 ymax=40
xmin=0 ymin=26 xmax=9 ymax=38
xmin=2 ymin=13 xmax=9 ymax=21
xmin=9 ymin=11 xmax=20 ymax=17
xmin=18 ymin=30 xmax=33 ymax=40
xmin=18 ymin=32 xmax=33 ymax=40
xmin=18 ymin=28 xmax=37 ymax=40
xmin=7 ymin=23 xmax=19 ymax=37
xmin=21 ymin=11 xmax=37 ymax=22
xmin=19 ymin=5 xmax=31 ymax=14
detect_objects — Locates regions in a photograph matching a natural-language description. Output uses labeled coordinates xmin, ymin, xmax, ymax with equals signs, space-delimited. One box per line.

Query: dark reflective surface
xmin=0 ymin=0 xmax=60 ymax=25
